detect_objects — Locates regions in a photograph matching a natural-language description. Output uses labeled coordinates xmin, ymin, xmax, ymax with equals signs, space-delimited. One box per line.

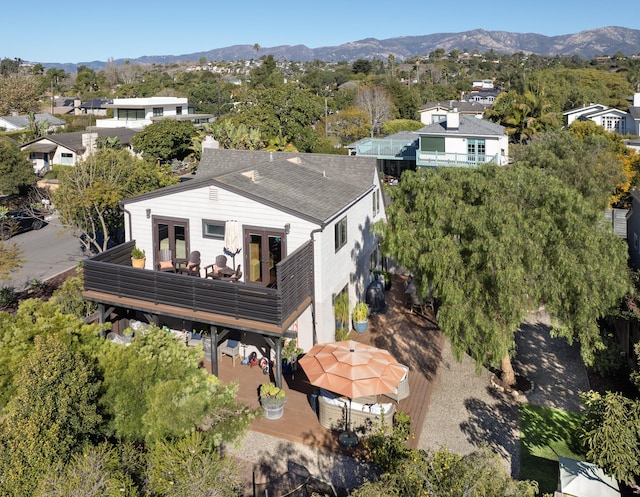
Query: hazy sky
xmin=5 ymin=0 xmax=638 ymax=63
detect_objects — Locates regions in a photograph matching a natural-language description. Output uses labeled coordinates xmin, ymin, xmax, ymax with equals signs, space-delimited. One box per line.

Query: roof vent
xmin=242 ymin=170 xmax=261 ymax=182
xmin=287 ymin=157 xmax=302 ymax=164
xmin=269 ymin=152 xmax=273 ymax=162
xmin=208 ymin=186 xmax=219 ymax=202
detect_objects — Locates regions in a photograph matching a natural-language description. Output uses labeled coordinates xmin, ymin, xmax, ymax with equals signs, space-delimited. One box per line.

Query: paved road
xmin=4 ymin=215 xmax=85 ymax=291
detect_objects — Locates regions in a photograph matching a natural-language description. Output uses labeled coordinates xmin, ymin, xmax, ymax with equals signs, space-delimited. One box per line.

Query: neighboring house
xmin=82 ymin=149 xmax=386 ymax=387
xmin=78 ymin=98 xmax=112 ymax=116
xmin=417 ymin=111 xmax=509 ymax=167
xmin=21 ymin=128 xmax=138 ymax=174
xmin=0 ymin=113 xmax=65 ymax=133
xmin=626 ymin=93 xmax=640 ymax=136
xmin=564 ymin=104 xmax=627 ymax=134
xmin=465 ymin=88 xmax=500 ymax=105
xmin=418 ymin=100 xmax=488 ymax=125
xmin=95 ymin=97 xmax=214 ymax=129
xmin=349 ymin=131 xmax=419 ymax=178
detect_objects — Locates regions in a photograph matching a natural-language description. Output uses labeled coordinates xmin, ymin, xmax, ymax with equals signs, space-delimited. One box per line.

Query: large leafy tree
xmin=54 ymin=148 xmax=176 ymax=253
xmin=512 ymin=125 xmax=627 ymax=209
xmin=99 ymin=326 xmax=256 ymax=445
xmin=131 ymin=120 xmax=198 ymax=163
xmin=0 ymin=138 xmax=36 ymax=195
xmin=0 ymin=333 xmax=102 ymax=496
xmin=226 ymin=84 xmax=323 ymax=152
xmin=378 ymin=165 xmax=630 ymax=387
xmin=580 ymin=391 xmax=640 ymax=488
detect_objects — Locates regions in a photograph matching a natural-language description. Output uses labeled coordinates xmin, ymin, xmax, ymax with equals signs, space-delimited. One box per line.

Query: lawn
xmin=519 ymin=403 xmax=585 ymax=495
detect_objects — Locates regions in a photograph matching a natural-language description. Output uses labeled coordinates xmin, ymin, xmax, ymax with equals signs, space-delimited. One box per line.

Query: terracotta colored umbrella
xmin=299 ymin=340 xmax=406 ymax=444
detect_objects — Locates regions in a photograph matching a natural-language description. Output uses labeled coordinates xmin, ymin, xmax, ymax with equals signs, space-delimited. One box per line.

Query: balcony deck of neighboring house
xmin=211 ymin=273 xmax=443 ymax=455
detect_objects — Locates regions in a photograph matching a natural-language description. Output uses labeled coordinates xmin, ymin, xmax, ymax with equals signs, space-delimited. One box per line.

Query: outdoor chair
xmin=204 ymin=254 xmax=233 ymax=279
xmin=384 ymin=365 xmax=410 ymax=402
xmin=219 ymin=338 xmax=241 ymax=367
xmin=317 ymin=390 xmax=394 ymax=435
xmin=177 ymin=250 xmax=201 ymax=276
xmin=157 ymin=248 xmax=175 ymax=272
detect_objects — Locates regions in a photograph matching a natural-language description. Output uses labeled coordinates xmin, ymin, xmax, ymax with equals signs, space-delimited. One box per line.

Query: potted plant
xmin=259 ymin=382 xmax=287 ymax=420
xmin=334 ymin=291 xmax=350 ymax=339
xmin=352 ymin=301 xmax=369 ymax=333
xmin=131 ymin=246 xmax=146 ymax=269
xmin=281 ymin=338 xmax=303 ymax=375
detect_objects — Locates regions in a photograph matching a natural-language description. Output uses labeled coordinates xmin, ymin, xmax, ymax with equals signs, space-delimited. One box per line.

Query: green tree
xmin=512 ymin=127 xmax=626 ymax=209
xmin=35 ymin=443 xmax=138 ymax=497
xmin=377 ymin=165 xmax=630 ymax=387
xmin=0 ymin=137 xmax=36 ymax=195
xmin=0 ymin=239 xmax=24 ymax=281
xmin=352 ymin=59 xmax=373 ymax=75
xmin=352 ymin=447 xmax=537 ymax=497
xmin=226 ymin=84 xmax=323 ymax=152
xmin=146 ymin=432 xmax=242 ymax=497
xmin=131 ymin=119 xmax=198 ymax=163
xmin=54 ymin=148 xmax=176 ymax=253
xmin=209 ymin=120 xmax=264 ymax=150
xmin=249 ymin=54 xmax=282 ymax=89
xmin=381 ymin=119 xmax=424 ymax=135
xmin=580 ymin=391 xmax=640 ymax=487
xmin=99 ymin=326 xmax=256 ymax=445
xmin=0 ymin=299 xmax=104 ymax=407
xmin=0 ymin=333 xmax=102 ymax=496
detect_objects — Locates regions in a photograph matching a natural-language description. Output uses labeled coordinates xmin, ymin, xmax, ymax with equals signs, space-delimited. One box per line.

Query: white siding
xmin=124 ymin=175 xmax=386 ymax=351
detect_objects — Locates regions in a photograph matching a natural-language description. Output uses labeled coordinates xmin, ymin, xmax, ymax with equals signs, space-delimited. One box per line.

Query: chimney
xmin=634 ymin=93 xmax=640 ymax=107
xmin=81 ymin=132 xmax=98 ymax=155
xmin=447 ymin=109 xmax=460 ymax=130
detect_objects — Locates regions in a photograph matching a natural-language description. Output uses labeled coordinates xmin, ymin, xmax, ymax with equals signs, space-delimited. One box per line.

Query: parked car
xmin=0 ymin=209 xmax=46 ymax=239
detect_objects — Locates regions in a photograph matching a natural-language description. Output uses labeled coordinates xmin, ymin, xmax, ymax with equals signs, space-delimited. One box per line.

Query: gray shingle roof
xmin=418 ymin=114 xmax=505 ymax=137
xmin=0 ymin=113 xmax=65 ymax=128
xmin=126 ymin=149 xmax=378 ymax=224
xmin=22 ymin=128 xmax=138 ymax=153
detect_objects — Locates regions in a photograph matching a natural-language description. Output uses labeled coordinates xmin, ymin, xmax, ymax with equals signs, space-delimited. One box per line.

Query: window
xmin=60 ymin=153 xmax=73 ymax=165
xmin=176 ymin=106 xmax=183 ymax=115
xmin=202 ymin=220 xmax=224 ymax=239
xmin=153 ymin=107 xmax=163 ymax=117
xmin=431 ymin=114 xmax=446 ymax=123
xmin=420 ymin=136 xmax=445 ymax=152
xmin=467 ymin=139 xmax=486 ymax=163
xmin=334 ymin=216 xmax=347 ymax=252
xmin=116 ymin=108 xmax=144 ymax=120
xmin=372 ymin=189 xmax=380 ymax=217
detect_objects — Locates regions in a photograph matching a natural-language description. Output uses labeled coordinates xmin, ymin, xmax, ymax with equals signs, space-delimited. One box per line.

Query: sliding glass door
xmin=153 ymin=217 xmax=189 ymax=268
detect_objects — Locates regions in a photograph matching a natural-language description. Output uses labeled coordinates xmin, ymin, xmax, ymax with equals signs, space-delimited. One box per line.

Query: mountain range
xmin=47 ymin=26 xmax=640 ymax=72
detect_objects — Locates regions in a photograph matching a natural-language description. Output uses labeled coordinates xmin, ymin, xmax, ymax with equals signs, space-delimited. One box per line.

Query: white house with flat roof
xmin=95 ymin=97 xmax=213 ymax=129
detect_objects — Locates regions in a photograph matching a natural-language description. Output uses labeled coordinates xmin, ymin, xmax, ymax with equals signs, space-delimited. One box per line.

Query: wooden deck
xmin=211 ymin=274 xmax=444 ymax=455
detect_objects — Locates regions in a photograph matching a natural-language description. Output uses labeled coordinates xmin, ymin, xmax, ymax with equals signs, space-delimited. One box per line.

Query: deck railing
xmin=84 ymin=240 xmax=314 ymax=327
xmin=356 ymin=138 xmax=418 ymax=159
xmin=416 ymin=151 xmax=500 ymax=167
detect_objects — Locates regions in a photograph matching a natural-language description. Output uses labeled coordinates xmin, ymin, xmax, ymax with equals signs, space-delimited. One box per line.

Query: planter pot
xmin=353 ymin=319 xmax=368 ymax=333
xmin=131 ymin=257 xmax=146 ymax=269
xmin=261 ymin=402 xmax=285 ymax=420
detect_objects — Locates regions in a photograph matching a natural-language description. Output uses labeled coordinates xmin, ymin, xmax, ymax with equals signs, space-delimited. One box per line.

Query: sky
xmin=4 ymin=0 xmax=639 ymax=64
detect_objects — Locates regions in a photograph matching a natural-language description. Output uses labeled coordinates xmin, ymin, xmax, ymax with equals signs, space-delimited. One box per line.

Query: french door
xmin=467 ymin=139 xmax=486 ymax=165
xmin=244 ymin=227 xmax=286 ymax=287
xmin=153 ymin=217 xmax=189 ymax=268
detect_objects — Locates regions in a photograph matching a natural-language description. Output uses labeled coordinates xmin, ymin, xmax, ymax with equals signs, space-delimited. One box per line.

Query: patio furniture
xmin=177 ymin=250 xmax=201 ymax=276
xmin=317 ymin=390 xmax=395 ymax=435
xmin=384 ymin=365 xmax=410 ymax=402
xmin=221 ymin=264 xmax=242 ymax=282
xmin=157 ymin=248 xmax=175 ymax=272
xmin=204 ymin=254 xmax=233 ymax=279
xmin=219 ymin=338 xmax=241 ymax=366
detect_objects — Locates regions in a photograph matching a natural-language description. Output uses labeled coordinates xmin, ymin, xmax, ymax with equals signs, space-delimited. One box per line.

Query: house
xmin=0 ymin=113 xmax=66 ymax=133
xmin=563 ymin=102 xmax=629 ymax=134
xmin=82 ymin=149 xmax=386 ymax=387
xmin=77 ymin=98 xmax=112 ymax=116
xmin=416 ymin=111 xmax=509 ymax=167
xmin=95 ymin=97 xmax=214 ymax=129
xmin=418 ymin=100 xmax=488 ymax=125
xmin=21 ymin=128 xmax=138 ymax=175
xmin=349 ymin=131 xmax=419 ymax=178
xmin=626 ymin=93 xmax=640 ymax=136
